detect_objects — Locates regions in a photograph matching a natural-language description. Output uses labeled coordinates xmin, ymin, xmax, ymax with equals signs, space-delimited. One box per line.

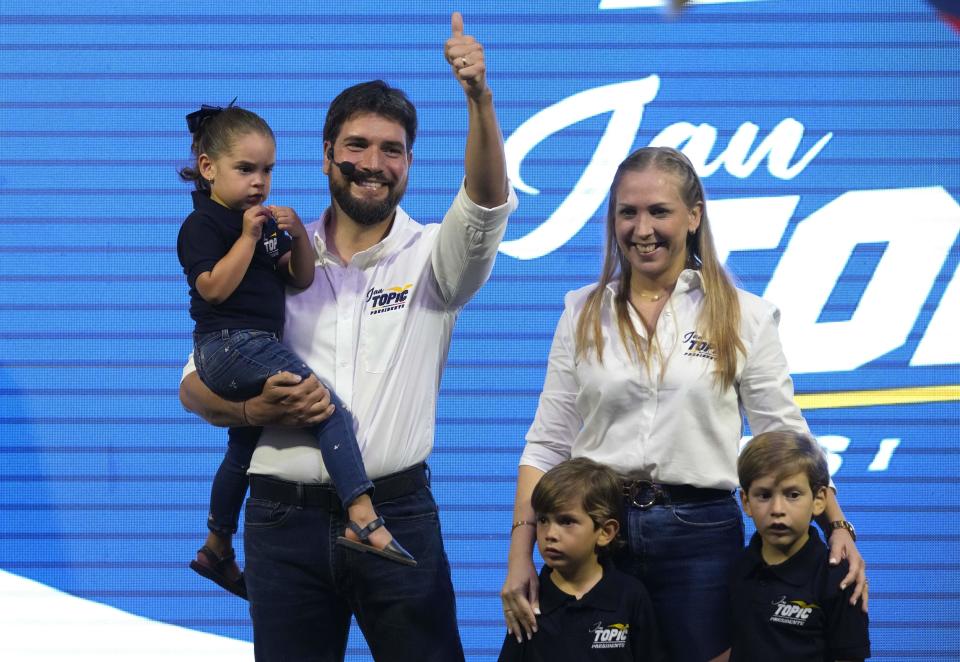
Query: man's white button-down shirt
xmin=186 ymin=182 xmax=517 ymax=483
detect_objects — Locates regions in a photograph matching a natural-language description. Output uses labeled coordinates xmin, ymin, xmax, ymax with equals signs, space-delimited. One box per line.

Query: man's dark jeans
xmin=244 ymin=472 xmax=465 ymax=662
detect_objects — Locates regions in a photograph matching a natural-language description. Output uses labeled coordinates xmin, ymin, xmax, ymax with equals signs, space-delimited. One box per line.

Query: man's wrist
xmin=466 ymin=87 xmax=494 ymax=106
xmin=241 ymin=398 xmax=266 ymax=427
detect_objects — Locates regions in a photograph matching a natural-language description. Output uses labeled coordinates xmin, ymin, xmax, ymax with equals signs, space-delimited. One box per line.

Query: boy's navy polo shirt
xmin=729 ymin=528 xmax=870 ymax=662
xmin=177 ymin=190 xmax=292 ymax=334
xmin=498 ymin=563 xmax=666 ymax=662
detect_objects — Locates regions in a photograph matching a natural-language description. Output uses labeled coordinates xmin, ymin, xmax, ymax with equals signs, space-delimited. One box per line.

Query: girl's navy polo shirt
xmin=177 ymin=190 xmax=292 ymax=334
xmin=729 ymin=528 xmax=871 ymax=661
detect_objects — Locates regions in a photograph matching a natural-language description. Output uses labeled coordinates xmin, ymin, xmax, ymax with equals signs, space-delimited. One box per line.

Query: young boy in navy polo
xmin=731 ymin=431 xmax=870 ymax=661
xmin=498 ymin=458 xmax=666 ymax=662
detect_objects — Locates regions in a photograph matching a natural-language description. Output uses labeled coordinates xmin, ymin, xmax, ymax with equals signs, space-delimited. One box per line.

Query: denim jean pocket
xmin=670 ymin=497 xmax=742 ymax=528
xmin=245 ymin=497 xmax=296 ymax=530
xmin=376 ymin=489 xmax=440 ymax=523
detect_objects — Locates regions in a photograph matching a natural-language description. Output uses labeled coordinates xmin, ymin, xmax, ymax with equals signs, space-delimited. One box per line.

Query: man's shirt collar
xmin=312 ymin=206 xmax=412 ymax=267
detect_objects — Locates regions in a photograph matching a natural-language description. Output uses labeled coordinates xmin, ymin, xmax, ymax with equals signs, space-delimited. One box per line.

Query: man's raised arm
xmin=444 ymin=11 xmax=508 ymax=208
xmin=432 ymin=12 xmax=518 ymax=309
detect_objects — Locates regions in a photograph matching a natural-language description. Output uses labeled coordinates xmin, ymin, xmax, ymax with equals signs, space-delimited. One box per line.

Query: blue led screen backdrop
xmin=0 ymin=1 xmax=957 ymax=660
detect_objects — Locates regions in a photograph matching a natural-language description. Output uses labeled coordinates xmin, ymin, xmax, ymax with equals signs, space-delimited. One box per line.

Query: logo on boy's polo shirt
xmin=589 ymin=621 xmax=629 ymax=650
xmin=682 ymin=330 xmax=717 ymax=361
xmin=769 ymin=595 xmax=820 ymax=626
xmin=366 ymin=283 xmax=413 ymax=315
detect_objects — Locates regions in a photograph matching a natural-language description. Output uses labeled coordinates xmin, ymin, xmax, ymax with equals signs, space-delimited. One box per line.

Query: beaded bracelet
xmin=511 ymin=520 xmax=535 ymax=533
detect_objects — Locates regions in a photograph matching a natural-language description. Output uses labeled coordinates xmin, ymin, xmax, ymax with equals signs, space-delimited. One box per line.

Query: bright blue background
xmin=1 ymin=1 xmax=958 ymax=659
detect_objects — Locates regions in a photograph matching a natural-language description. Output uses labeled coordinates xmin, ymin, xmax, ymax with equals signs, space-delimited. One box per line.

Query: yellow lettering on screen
xmin=795 ymin=385 xmax=960 ymax=410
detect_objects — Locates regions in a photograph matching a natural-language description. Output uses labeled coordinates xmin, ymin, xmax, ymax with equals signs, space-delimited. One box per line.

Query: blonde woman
xmin=501 ymin=147 xmax=866 ymax=661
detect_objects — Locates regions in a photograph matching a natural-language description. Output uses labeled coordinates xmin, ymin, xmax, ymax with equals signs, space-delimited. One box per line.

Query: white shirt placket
xmin=333 ymin=265 xmax=362 ymax=406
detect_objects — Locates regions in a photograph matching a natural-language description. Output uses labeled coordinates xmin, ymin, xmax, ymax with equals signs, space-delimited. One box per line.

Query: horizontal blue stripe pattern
xmin=1 ymin=0 xmax=958 ymax=659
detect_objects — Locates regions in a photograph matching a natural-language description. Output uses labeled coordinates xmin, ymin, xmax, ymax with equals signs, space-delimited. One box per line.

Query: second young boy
xmin=499 ymin=458 xmax=666 ymax=662
xmin=731 ymin=431 xmax=870 ymax=661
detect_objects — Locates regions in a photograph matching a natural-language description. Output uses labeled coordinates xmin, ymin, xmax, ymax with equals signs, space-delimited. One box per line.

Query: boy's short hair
xmin=323 ymin=79 xmax=418 ymax=149
xmin=532 ymin=458 xmax=623 ymax=531
xmin=738 ymin=431 xmax=830 ymax=493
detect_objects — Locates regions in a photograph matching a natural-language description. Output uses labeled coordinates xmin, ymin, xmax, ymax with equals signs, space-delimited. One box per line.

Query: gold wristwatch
xmin=829 ymin=520 xmax=857 ymax=542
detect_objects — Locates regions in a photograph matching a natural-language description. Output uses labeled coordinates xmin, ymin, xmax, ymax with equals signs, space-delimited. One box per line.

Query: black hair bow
xmin=185 ymin=97 xmax=238 ymax=134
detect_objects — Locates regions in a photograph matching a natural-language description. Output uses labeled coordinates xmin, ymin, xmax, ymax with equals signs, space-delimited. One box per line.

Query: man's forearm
xmin=180 ymin=371 xmax=245 ymax=427
xmin=464 ymin=92 xmax=508 ymax=208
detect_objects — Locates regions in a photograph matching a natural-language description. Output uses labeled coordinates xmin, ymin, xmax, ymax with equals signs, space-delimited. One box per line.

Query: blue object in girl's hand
xmin=262 ymin=215 xmax=290 ymax=242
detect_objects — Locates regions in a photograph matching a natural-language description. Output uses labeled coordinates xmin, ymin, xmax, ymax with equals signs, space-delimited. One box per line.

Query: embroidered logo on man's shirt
xmin=366 ymin=283 xmax=413 ymax=315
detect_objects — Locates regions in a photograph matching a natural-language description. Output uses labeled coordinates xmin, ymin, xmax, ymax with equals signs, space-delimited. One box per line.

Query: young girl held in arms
xmin=177 ymin=103 xmax=415 ymax=598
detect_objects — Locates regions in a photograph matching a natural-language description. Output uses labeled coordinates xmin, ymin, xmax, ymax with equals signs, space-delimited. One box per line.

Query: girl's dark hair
xmin=178 ymin=106 xmax=275 ymax=191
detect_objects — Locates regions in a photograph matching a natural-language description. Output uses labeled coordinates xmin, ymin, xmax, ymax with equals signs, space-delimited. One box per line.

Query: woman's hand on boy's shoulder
xmin=828 ymin=528 xmax=868 ymax=612
xmin=501 ymin=555 xmax=541 ymax=643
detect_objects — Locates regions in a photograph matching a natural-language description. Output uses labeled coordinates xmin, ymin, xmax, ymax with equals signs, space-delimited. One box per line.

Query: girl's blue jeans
xmin=195 ymin=328 xmax=373 ymax=532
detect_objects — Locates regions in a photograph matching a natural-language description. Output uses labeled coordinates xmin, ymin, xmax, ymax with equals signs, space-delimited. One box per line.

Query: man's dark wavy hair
xmin=323 ymin=80 xmax=417 ymax=149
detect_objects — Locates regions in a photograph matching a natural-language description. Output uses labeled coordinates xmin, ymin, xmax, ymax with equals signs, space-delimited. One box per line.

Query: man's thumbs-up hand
xmin=444 ymin=12 xmax=489 ymax=100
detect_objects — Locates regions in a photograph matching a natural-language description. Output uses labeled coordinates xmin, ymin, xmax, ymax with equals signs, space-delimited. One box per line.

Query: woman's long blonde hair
xmin=574 ymin=147 xmax=744 ymax=390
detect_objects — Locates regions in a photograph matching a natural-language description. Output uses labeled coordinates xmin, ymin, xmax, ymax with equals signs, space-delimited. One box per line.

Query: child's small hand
xmin=269 ymin=205 xmax=306 ymax=240
xmin=242 ymin=205 xmax=272 ymax=240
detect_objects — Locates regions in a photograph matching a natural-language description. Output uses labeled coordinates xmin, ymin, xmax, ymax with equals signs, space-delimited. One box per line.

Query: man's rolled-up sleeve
xmin=431 ymin=180 xmax=518 ymax=309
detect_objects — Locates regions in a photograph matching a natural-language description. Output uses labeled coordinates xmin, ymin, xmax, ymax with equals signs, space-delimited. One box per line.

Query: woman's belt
xmin=622 ymin=480 xmax=733 ymax=510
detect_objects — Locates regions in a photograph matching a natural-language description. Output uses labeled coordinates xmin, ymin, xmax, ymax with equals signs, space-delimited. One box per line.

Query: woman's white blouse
xmin=520 ymin=269 xmax=810 ymax=491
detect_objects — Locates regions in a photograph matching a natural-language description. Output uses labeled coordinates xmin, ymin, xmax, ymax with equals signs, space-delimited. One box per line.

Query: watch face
xmin=832 ymin=521 xmax=855 ymax=539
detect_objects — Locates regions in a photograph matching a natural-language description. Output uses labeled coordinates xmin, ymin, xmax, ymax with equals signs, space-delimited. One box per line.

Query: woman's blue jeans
xmin=614 ymin=494 xmax=745 ymax=661
xmin=195 ymin=328 xmax=373 ymax=514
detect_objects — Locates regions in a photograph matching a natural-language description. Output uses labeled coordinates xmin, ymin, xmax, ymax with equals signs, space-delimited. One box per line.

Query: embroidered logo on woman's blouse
xmin=682 ymin=331 xmax=717 ymax=361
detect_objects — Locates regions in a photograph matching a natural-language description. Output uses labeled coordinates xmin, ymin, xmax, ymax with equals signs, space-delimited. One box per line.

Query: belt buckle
xmin=627 ymin=480 xmax=663 ymax=510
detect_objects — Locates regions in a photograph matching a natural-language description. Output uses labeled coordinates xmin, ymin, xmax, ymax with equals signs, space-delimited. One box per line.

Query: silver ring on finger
xmin=460 ymin=57 xmax=468 ymax=68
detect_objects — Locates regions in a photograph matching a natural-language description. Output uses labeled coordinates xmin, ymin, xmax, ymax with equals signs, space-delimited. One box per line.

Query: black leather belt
xmin=249 ymin=463 xmax=429 ymax=510
xmin=622 ymin=480 xmax=732 ymax=510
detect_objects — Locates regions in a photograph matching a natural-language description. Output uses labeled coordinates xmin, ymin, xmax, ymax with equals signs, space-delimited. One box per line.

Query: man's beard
xmin=329 ymin=170 xmax=406 ymax=227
